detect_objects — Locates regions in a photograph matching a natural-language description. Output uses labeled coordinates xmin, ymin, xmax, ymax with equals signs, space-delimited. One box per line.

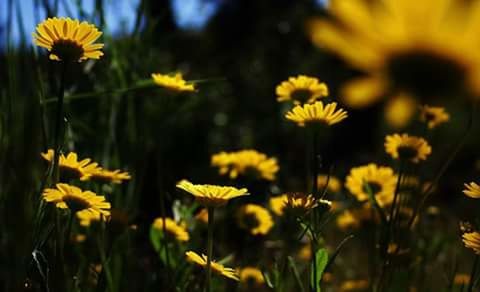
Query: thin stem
xmin=51 ymin=62 xmax=67 ymax=184
xmin=310 ymin=128 xmax=320 ymax=292
xmin=468 ymin=256 xmax=479 ymax=292
xmin=205 ymin=207 xmax=215 ymax=292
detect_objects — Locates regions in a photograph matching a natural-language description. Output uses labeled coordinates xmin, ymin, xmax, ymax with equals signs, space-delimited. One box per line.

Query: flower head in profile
xmin=285 ymin=193 xmax=324 ymax=216
xmin=419 ymin=105 xmax=450 ymax=129
xmin=43 ymin=183 xmax=110 ymax=220
xmin=185 ymin=251 xmax=239 ymax=280
xmin=152 ymin=217 xmax=189 ymax=242
xmin=211 ymin=150 xmax=279 ymax=181
xmin=462 ymin=231 xmax=480 ymax=254
xmin=237 ymin=204 xmax=274 ymax=236
xmin=176 ymin=180 xmax=248 ymax=207
xmin=345 ymin=164 xmax=397 ymax=207
xmin=276 ymin=75 xmax=329 ymax=104
xmin=385 ymin=133 xmax=432 ymax=163
xmin=239 ymin=266 xmax=265 ymax=287
xmin=33 ymin=17 xmax=103 ymax=62
xmin=463 ymin=182 xmax=480 ymax=198
xmin=88 ymin=168 xmax=131 ymax=184
xmin=308 ymin=0 xmax=480 ymax=108
xmin=285 ymin=101 xmax=348 ymax=127
xmin=41 ymin=149 xmax=100 ymax=181
xmin=151 ymin=73 xmax=195 ymax=92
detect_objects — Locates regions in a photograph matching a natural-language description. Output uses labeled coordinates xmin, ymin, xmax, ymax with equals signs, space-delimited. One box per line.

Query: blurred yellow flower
xmin=337 ymin=205 xmax=377 ymax=230
xmin=308 ymin=0 xmax=480 ymax=108
xmin=385 ymin=133 xmax=432 ymax=163
xmin=151 ymin=73 xmax=195 ymax=92
xmin=269 ymin=194 xmax=288 ymax=216
xmin=88 ymin=168 xmax=131 ymax=184
xmin=41 ymin=149 xmax=100 ymax=181
xmin=237 ymin=204 xmax=274 ymax=236
xmin=384 ymin=95 xmax=417 ymax=129
xmin=33 ymin=17 xmax=103 ymax=62
xmin=317 ymin=174 xmax=342 ymax=193
xmin=77 ymin=211 xmax=101 ymax=227
xmin=239 ymin=266 xmax=265 ymax=286
xmin=211 ymin=150 xmax=279 ymax=181
xmin=195 ymin=208 xmax=209 ymax=224
xmin=419 ymin=105 xmax=450 ymax=129
xmin=43 ymin=183 xmax=110 ymax=220
xmin=463 ymin=182 xmax=480 ymax=198
xmin=152 ymin=217 xmax=189 ymax=242
xmin=276 ymin=75 xmax=329 ymax=104
xmin=345 ymin=164 xmax=397 ymax=207
xmin=340 ymin=279 xmax=369 ymax=291
xmin=285 ymin=101 xmax=348 ymax=127
xmin=185 ymin=251 xmax=239 ymax=280
xmin=297 ymin=241 xmax=312 ymax=261
xmin=176 ymin=180 xmax=248 ymax=207
xmin=454 ymin=273 xmax=471 ymax=286
xmin=462 ymin=231 xmax=480 ymax=254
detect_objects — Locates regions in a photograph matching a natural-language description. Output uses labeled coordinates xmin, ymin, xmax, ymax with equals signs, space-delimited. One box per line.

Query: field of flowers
xmin=2 ymin=0 xmax=480 ymax=291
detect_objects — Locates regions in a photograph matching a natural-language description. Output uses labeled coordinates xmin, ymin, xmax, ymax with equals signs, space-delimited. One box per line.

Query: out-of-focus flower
xmin=211 ymin=150 xmax=279 ymax=181
xmin=340 ymin=279 xmax=369 ymax=291
xmin=195 ymin=208 xmax=209 ymax=224
xmin=463 ymin=182 xmax=480 ymax=198
xmin=419 ymin=105 xmax=450 ymax=129
xmin=185 ymin=251 xmax=239 ymax=280
xmin=176 ymin=180 xmax=248 ymax=207
xmin=239 ymin=266 xmax=265 ymax=286
xmin=285 ymin=101 xmax=348 ymax=127
xmin=152 ymin=217 xmax=189 ymax=242
xmin=317 ymin=174 xmax=342 ymax=193
xmin=462 ymin=231 xmax=480 ymax=254
xmin=269 ymin=194 xmax=288 ymax=216
xmin=151 ymin=73 xmax=195 ymax=92
xmin=385 ymin=133 xmax=431 ymax=163
xmin=237 ymin=204 xmax=274 ymax=235
xmin=454 ymin=273 xmax=471 ymax=286
xmin=384 ymin=95 xmax=417 ymax=129
xmin=276 ymin=75 xmax=329 ymax=104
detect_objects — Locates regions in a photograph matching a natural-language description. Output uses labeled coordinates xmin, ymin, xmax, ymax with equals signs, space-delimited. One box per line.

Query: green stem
xmin=205 ymin=207 xmax=215 ymax=292
xmin=51 ymin=62 xmax=67 ymax=184
xmin=468 ymin=256 xmax=479 ymax=292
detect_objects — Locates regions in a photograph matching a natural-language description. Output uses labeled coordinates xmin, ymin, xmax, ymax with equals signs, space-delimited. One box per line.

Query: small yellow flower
xmin=269 ymin=194 xmax=288 ymax=216
xmin=384 ymin=94 xmax=417 ymax=129
xmin=285 ymin=101 xmax=348 ymax=127
xmin=276 ymin=75 xmax=329 ymax=104
xmin=195 ymin=208 xmax=209 ymax=224
xmin=41 ymin=149 xmax=100 ymax=181
xmin=345 ymin=163 xmax=397 ymax=207
xmin=340 ymin=279 xmax=369 ymax=291
xmin=419 ymin=105 xmax=450 ymax=129
xmin=211 ymin=150 xmax=279 ymax=181
xmin=237 ymin=204 xmax=274 ymax=236
xmin=151 ymin=73 xmax=195 ymax=92
xmin=152 ymin=217 xmax=189 ymax=242
xmin=239 ymin=267 xmax=265 ymax=286
xmin=43 ymin=183 xmax=110 ymax=220
xmin=185 ymin=251 xmax=239 ymax=281
xmin=317 ymin=174 xmax=342 ymax=193
xmin=462 ymin=231 xmax=480 ymax=254
xmin=454 ymin=273 xmax=471 ymax=286
xmin=297 ymin=242 xmax=312 ymax=261
xmin=77 ymin=211 xmax=101 ymax=227
xmin=463 ymin=182 xmax=480 ymax=198
xmin=176 ymin=180 xmax=248 ymax=207
xmin=385 ymin=133 xmax=432 ymax=163
xmin=33 ymin=17 xmax=103 ymax=62
xmin=285 ymin=193 xmax=323 ymax=215
xmin=336 ymin=205 xmax=377 ymax=230
xmin=88 ymin=168 xmax=131 ymax=184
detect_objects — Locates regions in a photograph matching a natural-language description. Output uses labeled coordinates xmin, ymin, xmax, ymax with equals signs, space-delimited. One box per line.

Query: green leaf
xmin=310 ymin=248 xmax=329 ymax=292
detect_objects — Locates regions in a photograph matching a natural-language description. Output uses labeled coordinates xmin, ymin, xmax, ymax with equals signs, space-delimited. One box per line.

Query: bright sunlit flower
xmin=43 ymin=183 xmax=110 ymax=220
xmin=419 ymin=105 xmax=450 ymax=129
xmin=463 ymin=182 xmax=480 ymax=198
xmin=237 ymin=204 xmax=274 ymax=236
xmin=285 ymin=101 xmax=348 ymax=127
xmin=308 ymin=0 xmax=480 ymax=107
xmin=41 ymin=149 xmax=100 ymax=181
xmin=151 ymin=73 xmax=195 ymax=92
xmin=88 ymin=168 xmax=131 ymax=184
xmin=462 ymin=231 xmax=480 ymax=254
xmin=345 ymin=164 xmax=397 ymax=207
xmin=211 ymin=150 xmax=279 ymax=181
xmin=176 ymin=180 xmax=248 ymax=207
xmin=385 ymin=133 xmax=432 ymax=163
xmin=239 ymin=267 xmax=265 ymax=286
xmin=152 ymin=217 xmax=189 ymax=242
xmin=33 ymin=17 xmax=103 ymax=62
xmin=185 ymin=251 xmax=239 ymax=280
xmin=276 ymin=75 xmax=329 ymax=104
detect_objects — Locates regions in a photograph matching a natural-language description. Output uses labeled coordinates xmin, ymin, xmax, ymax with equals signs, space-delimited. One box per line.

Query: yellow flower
xmin=152 ymin=217 xmax=189 ymax=242
xmin=88 ymin=168 xmax=131 ymax=184
xmin=237 ymin=204 xmax=274 ymax=236
xmin=345 ymin=164 xmax=397 ymax=207
xmin=33 ymin=17 xmax=103 ymax=62
xmin=297 ymin=241 xmax=312 ymax=261
xmin=276 ymin=75 xmax=329 ymax=104
xmin=77 ymin=211 xmax=101 ymax=227
xmin=317 ymin=174 xmax=342 ymax=193
xmin=211 ymin=150 xmax=279 ymax=181
xmin=41 ymin=149 xmax=100 ymax=181
xmin=384 ymin=94 xmax=417 ymax=129
xmin=340 ymin=279 xmax=369 ymax=291
xmin=463 ymin=231 xmax=480 ymax=254
xmin=308 ymin=0 xmax=480 ymax=108
xmin=285 ymin=101 xmax=348 ymax=127
xmin=185 ymin=251 xmax=239 ymax=281
xmin=285 ymin=193 xmax=325 ymax=215
xmin=419 ymin=105 xmax=450 ymax=129
xmin=151 ymin=73 xmax=195 ymax=92
xmin=385 ymin=133 xmax=432 ymax=163
xmin=337 ymin=205 xmax=377 ymax=230
xmin=195 ymin=208 xmax=209 ymax=224
xmin=454 ymin=273 xmax=471 ymax=286
xmin=239 ymin=267 xmax=265 ymax=286
xmin=269 ymin=194 xmax=288 ymax=216
xmin=176 ymin=180 xmax=248 ymax=207
xmin=43 ymin=183 xmax=110 ymax=220
xmin=463 ymin=182 xmax=480 ymax=198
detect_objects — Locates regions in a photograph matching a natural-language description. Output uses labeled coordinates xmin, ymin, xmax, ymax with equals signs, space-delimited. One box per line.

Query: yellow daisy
xmin=185 ymin=251 xmax=239 ymax=281
xmin=345 ymin=163 xmax=397 ymax=207
xmin=419 ymin=105 xmax=450 ymax=129
xmin=33 ymin=17 xmax=103 ymax=62
xmin=285 ymin=101 xmax=348 ymax=127
xmin=42 ymin=183 xmax=110 ymax=220
xmin=276 ymin=75 xmax=329 ymax=104
xmin=237 ymin=204 xmax=274 ymax=236
xmin=152 ymin=217 xmax=189 ymax=242
xmin=384 ymin=133 xmax=432 ymax=163
xmin=317 ymin=174 xmax=342 ymax=193
xmin=308 ymin=0 xmax=480 ymax=108
xmin=151 ymin=73 xmax=195 ymax=92
xmin=88 ymin=168 xmax=131 ymax=184
xmin=239 ymin=266 xmax=265 ymax=286
xmin=462 ymin=231 xmax=480 ymax=254
xmin=269 ymin=194 xmax=288 ymax=216
xmin=463 ymin=182 xmax=480 ymax=198
xmin=77 ymin=211 xmax=101 ymax=227
xmin=211 ymin=149 xmax=279 ymax=181
xmin=176 ymin=180 xmax=248 ymax=207
xmin=41 ymin=149 xmax=100 ymax=181
xmin=284 ymin=193 xmax=325 ymax=216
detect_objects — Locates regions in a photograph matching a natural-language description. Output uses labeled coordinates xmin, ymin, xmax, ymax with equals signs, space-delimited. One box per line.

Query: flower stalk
xmin=205 ymin=207 xmax=215 ymax=292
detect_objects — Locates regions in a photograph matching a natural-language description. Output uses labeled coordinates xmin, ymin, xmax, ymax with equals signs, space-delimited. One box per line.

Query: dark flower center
xmin=63 ymin=195 xmax=90 ymax=212
xmin=363 ymin=181 xmax=382 ymax=196
xmin=291 ymin=89 xmax=314 ymax=103
xmin=242 ymin=213 xmax=260 ymax=230
xmin=60 ymin=166 xmax=83 ymax=182
xmin=51 ymin=39 xmax=84 ymax=62
xmin=387 ymin=50 xmax=467 ymax=98
xmin=397 ymin=146 xmax=418 ymax=161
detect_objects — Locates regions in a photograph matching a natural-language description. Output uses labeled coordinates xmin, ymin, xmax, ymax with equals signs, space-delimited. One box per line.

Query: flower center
xmin=242 ymin=213 xmax=260 ymax=230
xmin=397 ymin=146 xmax=418 ymax=161
xmin=63 ymin=195 xmax=91 ymax=212
xmin=363 ymin=181 xmax=382 ymax=196
xmin=291 ymin=89 xmax=313 ymax=103
xmin=387 ymin=50 xmax=467 ymax=98
xmin=60 ymin=166 xmax=83 ymax=181
xmin=51 ymin=39 xmax=84 ymax=62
